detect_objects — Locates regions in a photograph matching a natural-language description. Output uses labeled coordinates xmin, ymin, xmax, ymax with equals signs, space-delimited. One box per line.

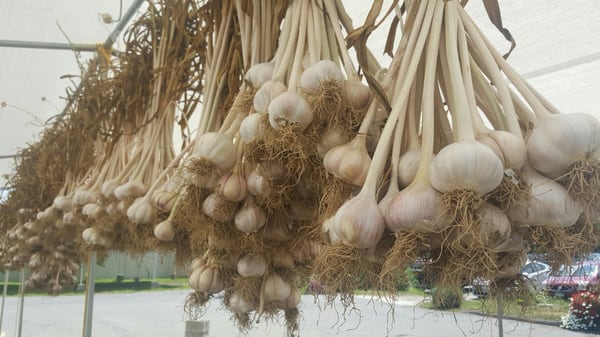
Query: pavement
xmin=0 ymin=290 xmax=597 ymax=337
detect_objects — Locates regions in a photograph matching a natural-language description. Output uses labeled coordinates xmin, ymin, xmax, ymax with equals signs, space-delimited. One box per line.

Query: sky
xmin=0 ymin=0 xmax=599 ymax=187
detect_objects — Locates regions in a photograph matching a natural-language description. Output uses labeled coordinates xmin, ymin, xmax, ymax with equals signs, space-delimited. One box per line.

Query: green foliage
xmin=431 ymin=287 xmax=462 ymax=310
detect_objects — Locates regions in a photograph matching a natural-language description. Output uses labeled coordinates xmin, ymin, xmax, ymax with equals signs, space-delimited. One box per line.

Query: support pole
xmin=0 ymin=270 xmax=9 ymax=334
xmin=15 ymin=269 xmax=25 ymax=337
xmin=0 ymin=40 xmax=119 ymax=55
xmin=151 ymin=252 xmax=158 ymax=288
xmin=82 ymin=251 xmax=97 ymax=337
xmin=497 ymin=296 xmax=504 ymax=337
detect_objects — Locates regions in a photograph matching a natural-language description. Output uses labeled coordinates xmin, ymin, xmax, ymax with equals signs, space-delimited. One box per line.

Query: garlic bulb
xmin=188 ymin=266 xmax=224 ymax=294
xmin=105 ymin=202 xmax=118 ymax=216
xmin=384 ymin=182 xmax=445 ymax=232
xmin=506 ymin=167 xmax=581 ymax=227
xmin=237 ymin=255 xmax=267 ymax=277
xmin=429 ymin=140 xmax=504 ymax=195
xmin=114 ymin=180 xmax=146 ymax=200
xmin=246 ymin=169 xmax=271 ymax=196
xmin=154 ymin=219 xmax=175 ymax=241
xmin=189 ymin=256 xmax=205 ymax=272
xmin=216 ymin=172 xmax=248 ymax=202
xmin=202 ymin=193 xmax=237 ymax=223
xmin=126 ymin=197 xmax=154 ymax=224
xmin=480 ymin=203 xmax=511 ymax=244
xmin=343 ymin=80 xmax=371 ymax=111
xmin=397 ymin=149 xmax=421 ymax=187
xmin=81 ymin=227 xmax=109 ymax=246
xmin=267 ymin=91 xmax=313 ymax=131
xmin=101 ymin=179 xmax=119 ymax=199
xmin=73 ymin=189 xmax=96 ymax=206
xmin=151 ymin=190 xmax=177 ymax=213
xmin=239 ymin=112 xmax=266 ymax=144
xmin=323 ymin=134 xmax=371 ymax=186
xmin=82 ymin=203 xmax=103 ymax=218
xmin=194 ymin=132 xmax=237 ymax=171
xmin=229 ymin=292 xmax=255 ymax=313
xmin=234 ymin=197 xmax=266 ymax=233
xmin=332 ymin=192 xmax=385 ymax=248
xmin=527 ymin=113 xmax=600 ymax=178
xmin=245 ymin=61 xmax=275 ymax=89
xmin=299 ymin=59 xmax=345 ymax=91
xmin=487 ymin=130 xmax=527 ymax=170
xmin=254 ymin=80 xmax=287 ymax=113
xmin=53 ymin=196 xmax=73 ymax=212
xmin=36 ymin=206 xmax=56 ymax=221
xmin=316 ymin=125 xmax=350 ymax=157
xmin=263 ymin=274 xmax=291 ymax=303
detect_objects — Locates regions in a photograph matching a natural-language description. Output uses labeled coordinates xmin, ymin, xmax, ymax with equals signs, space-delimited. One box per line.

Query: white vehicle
xmin=472 ymin=260 xmax=551 ymax=297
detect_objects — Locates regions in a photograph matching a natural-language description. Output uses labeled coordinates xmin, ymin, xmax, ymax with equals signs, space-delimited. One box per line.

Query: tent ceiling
xmin=1 ymin=0 xmax=599 ymax=186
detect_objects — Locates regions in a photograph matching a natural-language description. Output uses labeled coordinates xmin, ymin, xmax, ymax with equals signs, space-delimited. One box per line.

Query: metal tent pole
xmin=497 ymin=296 xmax=504 ymax=337
xmin=59 ymin=0 xmax=146 ymax=118
xmin=15 ymin=268 xmax=25 ymax=337
xmin=0 ymin=270 xmax=9 ymax=334
xmin=82 ymin=251 xmax=97 ymax=337
xmin=0 ymin=40 xmax=119 ymax=55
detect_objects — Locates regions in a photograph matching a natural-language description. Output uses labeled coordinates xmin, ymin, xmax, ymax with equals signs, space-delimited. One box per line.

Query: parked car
xmin=543 ymin=261 xmax=600 ymax=298
xmin=472 ymin=260 xmax=551 ymax=297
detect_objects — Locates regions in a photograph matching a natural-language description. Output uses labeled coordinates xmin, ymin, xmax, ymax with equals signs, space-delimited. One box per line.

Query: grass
xmin=419 ymin=290 xmax=571 ymax=323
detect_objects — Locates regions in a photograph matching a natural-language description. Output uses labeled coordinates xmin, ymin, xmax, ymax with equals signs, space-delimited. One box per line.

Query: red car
xmin=543 ymin=262 xmax=600 ymax=298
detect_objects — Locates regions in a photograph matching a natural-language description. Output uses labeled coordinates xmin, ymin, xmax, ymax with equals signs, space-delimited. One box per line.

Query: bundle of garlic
xmin=0 ymin=82 xmax=99 ymax=293
xmin=167 ymin=0 xmax=375 ymax=333
xmin=72 ymin=0 xmax=209 ymax=254
xmin=311 ymin=0 xmax=598 ymax=303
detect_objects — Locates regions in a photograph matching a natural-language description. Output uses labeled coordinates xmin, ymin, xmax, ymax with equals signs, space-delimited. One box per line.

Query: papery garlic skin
xmin=397 ymin=150 xmax=421 ymax=187
xmin=202 ymin=193 xmax=237 ymax=223
xmin=234 ymin=197 xmax=266 ymax=233
xmin=323 ymin=134 xmax=371 ymax=186
xmin=154 ymin=219 xmax=175 ymax=242
xmin=246 ymin=169 xmax=271 ymax=196
xmin=385 ymin=182 xmax=445 ymax=232
xmin=299 ymin=60 xmax=345 ymax=91
xmin=237 ymin=255 xmax=267 ymax=277
xmin=343 ymin=80 xmax=371 ymax=111
xmin=332 ymin=193 xmax=385 ymax=249
xmin=263 ymin=274 xmax=291 ymax=303
xmin=506 ymin=167 xmax=581 ymax=228
xmin=114 ymin=180 xmax=146 ymax=200
xmin=82 ymin=203 xmax=103 ymax=219
xmin=480 ymin=203 xmax=511 ymax=244
xmin=126 ymin=197 xmax=154 ymax=224
xmin=254 ymin=80 xmax=287 ymax=113
xmin=229 ymin=292 xmax=255 ymax=313
xmin=527 ymin=113 xmax=600 ymax=178
xmin=317 ymin=125 xmax=350 ymax=157
xmin=188 ymin=266 xmax=224 ymax=294
xmin=53 ymin=196 xmax=73 ymax=212
xmin=73 ymin=189 xmax=96 ymax=206
xmin=194 ymin=132 xmax=237 ymax=171
xmin=267 ymin=91 xmax=313 ymax=131
xmin=216 ymin=172 xmax=248 ymax=202
xmin=429 ymin=140 xmax=504 ymax=195
xmin=245 ymin=61 xmax=274 ymax=89
xmin=477 ymin=131 xmax=527 ymax=170
xmin=240 ymin=113 xmax=265 ymax=144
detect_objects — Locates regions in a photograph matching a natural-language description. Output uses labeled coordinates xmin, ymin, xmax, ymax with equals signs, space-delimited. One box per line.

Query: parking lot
xmin=0 ymin=290 xmax=597 ymax=337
